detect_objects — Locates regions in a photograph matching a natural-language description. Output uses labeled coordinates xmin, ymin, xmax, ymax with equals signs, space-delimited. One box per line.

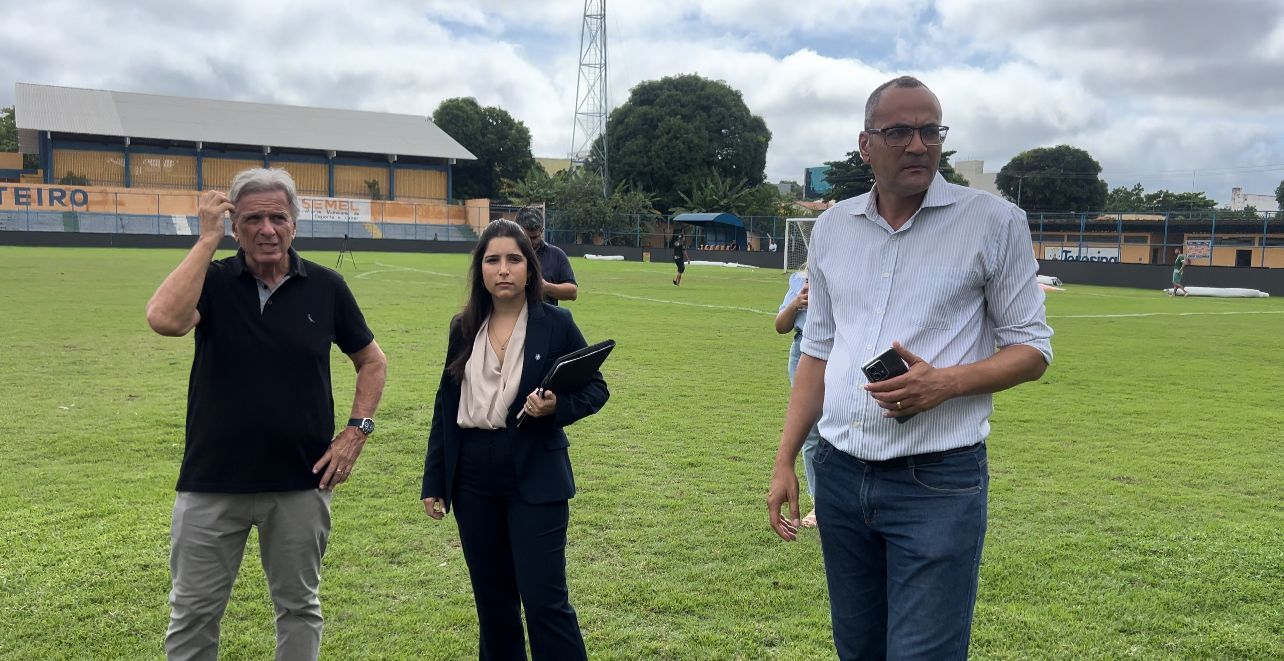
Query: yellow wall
xmin=275 ymin=162 xmax=327 ymax=196
xmin=52 ymin=149 xmax=125 ymax=186
xmin=203 ymin=158 xmax=263 ymax=190
xmin=335 ymin=165 xmax=388 ymax=199
xmin=395 ymin=168 xmax=447 ymax=201
xmin=131 ymin=153 xmax=197 ymax=190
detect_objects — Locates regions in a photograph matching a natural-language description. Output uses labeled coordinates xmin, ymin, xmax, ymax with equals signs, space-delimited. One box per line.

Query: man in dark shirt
xmin=516 ymin=207 xmax=578 ymax=305
xmin=671 ymin=229 xmax=689 ymax=286
xmin=146 ymin=168 xmax=387 ymax=660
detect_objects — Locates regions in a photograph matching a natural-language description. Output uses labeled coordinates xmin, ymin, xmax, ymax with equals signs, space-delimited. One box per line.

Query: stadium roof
xmin=14 ymin=82 xmax=475 ymax=161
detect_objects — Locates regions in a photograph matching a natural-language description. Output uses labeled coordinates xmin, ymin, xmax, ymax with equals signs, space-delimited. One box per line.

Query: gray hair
xmin=864 ymin=75 xmax=930 ymax=129
xmin=229 ymin=168 xmax=301 ymax=221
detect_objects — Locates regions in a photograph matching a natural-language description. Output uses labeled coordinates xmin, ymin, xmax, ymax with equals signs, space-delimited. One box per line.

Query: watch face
xmin=359 ymin=419 xmax=374 ymax=435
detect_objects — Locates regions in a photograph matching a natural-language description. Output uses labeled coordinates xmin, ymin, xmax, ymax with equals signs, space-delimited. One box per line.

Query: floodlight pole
xmin=570 ymin=0 xmax=609 ymax=197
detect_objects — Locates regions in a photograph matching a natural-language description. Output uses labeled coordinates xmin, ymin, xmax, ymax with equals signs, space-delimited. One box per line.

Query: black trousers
xmin=453 ymin=428 xmax=587 ymax=661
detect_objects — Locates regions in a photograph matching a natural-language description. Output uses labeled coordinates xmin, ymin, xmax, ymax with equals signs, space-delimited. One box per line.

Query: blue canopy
xmin=672 ymin=212 xmax=744 ymax=228
xmin=673 ymin=212 xmax=747 ymax=249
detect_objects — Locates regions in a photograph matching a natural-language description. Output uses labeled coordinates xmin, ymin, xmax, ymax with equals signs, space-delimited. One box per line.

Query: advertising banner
xmin=300 ymin=196 xmax=371 ymax=223
xmin=1042 ymin=245 xmax=1120 ymax=262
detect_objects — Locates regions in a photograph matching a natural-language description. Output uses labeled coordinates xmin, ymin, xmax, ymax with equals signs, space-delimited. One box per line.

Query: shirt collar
xmin=231 ymin=247 xmax=307 ymax=278
xmin=859 ymin=173 xmax=958 ymax=220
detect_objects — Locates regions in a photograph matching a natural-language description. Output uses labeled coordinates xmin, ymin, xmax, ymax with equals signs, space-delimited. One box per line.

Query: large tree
xmin=431 ymin=97 xmax=536 ymax=201
xmin=1276 ymin=180 xmax=1284 ymax=211
xmin=592 ymin=74 xmax=770 ymax=212
xmin=996 ymin=145 xmax=1107 ymax=212
xmin=823 ymin=149 xmax=968 ymax=201
xmin=1 ymin=106 xmax=38 ymax=169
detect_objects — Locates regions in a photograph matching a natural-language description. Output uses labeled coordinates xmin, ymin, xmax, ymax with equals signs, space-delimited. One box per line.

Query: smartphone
xmin=861 ymin=348 xmax=915 ymax=423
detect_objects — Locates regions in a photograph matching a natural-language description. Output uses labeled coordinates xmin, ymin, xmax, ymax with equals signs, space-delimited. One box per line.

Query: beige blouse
xmin=458 ymin=305 xmax=528 ymax=429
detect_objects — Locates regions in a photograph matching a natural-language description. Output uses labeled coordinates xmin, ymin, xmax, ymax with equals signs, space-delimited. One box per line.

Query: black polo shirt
xmin=536 ymin=242 xmax=576 ymax=306
xmin=178 ymin=248 xmax=374 ymax=493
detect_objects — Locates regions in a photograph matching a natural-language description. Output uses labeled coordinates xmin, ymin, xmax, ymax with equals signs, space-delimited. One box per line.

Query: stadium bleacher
xmin=1 ymin=210 xmax=479 ymax=241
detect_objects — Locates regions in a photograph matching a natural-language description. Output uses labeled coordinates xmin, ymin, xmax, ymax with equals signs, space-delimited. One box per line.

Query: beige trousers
xmin=165 ymin=489 xmax=332 ymax=661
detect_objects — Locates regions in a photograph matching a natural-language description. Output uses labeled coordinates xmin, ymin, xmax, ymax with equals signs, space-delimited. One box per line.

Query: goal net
xmin=783 ymin=217 xmax=817 ymax=272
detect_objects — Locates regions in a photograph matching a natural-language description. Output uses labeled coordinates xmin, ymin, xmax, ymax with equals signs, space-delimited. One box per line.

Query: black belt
xmin=859 ymin=443 xmax=981 ymax=470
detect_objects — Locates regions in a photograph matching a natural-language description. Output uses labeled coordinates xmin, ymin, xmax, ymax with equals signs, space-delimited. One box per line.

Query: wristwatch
xmin=347 ymin=418 xmax=375 ymax=435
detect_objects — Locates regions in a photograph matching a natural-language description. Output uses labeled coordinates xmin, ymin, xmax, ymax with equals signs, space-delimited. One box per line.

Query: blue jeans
xmin=788 ymin=335 xmax=822 ymax=499
xmin=813 ymin=439 xmax=988 ymax=661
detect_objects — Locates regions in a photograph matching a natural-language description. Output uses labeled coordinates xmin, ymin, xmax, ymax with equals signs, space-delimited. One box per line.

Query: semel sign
xmin=1042 ymin=246 xmax=1120 ymax=262
xmin=0 ymin=185 xmax=91 ymax=209
xmin=300 ymin=196 xmax=370 ymax=223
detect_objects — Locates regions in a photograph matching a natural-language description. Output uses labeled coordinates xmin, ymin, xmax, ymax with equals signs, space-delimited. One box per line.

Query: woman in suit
xmin=422 ymin=219 xmax=608 ymax=661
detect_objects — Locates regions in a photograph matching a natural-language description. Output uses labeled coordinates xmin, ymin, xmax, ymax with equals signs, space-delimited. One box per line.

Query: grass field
xmin=1 ymin=245 xmax=1281 ymax=660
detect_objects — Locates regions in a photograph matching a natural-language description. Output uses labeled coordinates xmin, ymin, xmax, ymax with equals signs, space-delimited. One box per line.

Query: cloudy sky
xmin=4 ymin=0 xmax=1283 ymax=205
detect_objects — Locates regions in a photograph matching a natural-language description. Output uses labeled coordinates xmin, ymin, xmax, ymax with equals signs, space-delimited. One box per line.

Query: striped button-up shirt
xmin=801 ymin=174 xmax=1053 ymax=461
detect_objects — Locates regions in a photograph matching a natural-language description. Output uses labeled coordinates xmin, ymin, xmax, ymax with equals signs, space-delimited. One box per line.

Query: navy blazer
xmin=422 ymin=302 xmax=609 ymax=508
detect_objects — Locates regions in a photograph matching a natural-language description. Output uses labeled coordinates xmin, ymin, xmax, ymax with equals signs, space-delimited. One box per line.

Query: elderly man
xmin=767 ymin=76 xmax=1053 ymax=660
xmin=146 ymin=168 xmax=387 ymax=660
xmin=515 ymin=206 xmax=578 ymax=305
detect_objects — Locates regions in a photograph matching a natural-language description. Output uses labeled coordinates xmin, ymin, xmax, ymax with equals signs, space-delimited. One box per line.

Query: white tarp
xmin=688 ymin=260 xmax=758 ymax=269
xmin=1163 ymin=287 xmax=1270 ymax=298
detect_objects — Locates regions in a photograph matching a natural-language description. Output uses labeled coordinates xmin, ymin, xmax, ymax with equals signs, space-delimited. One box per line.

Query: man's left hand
xmin=864 ymin=341 xmax=957 ymax=417
xmin=314 ymin=426 xmax=367 ymax=489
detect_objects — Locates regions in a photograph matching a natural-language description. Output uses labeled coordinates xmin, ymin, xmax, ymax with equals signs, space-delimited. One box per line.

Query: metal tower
xmin=570 ymin=0 xmax=608 ymax=194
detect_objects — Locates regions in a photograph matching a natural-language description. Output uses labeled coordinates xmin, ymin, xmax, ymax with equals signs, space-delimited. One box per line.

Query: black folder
xmin=517 ymin=339 xmax=615 ymax=425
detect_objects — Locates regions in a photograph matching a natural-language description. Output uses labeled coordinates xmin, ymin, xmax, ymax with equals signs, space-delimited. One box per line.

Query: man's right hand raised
xmin=197 ymin=190 xmax=235 ymax=240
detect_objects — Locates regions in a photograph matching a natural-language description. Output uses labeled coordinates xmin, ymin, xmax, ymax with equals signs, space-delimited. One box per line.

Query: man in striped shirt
xmin=767 ymin=76 xmax=1053 ymax=660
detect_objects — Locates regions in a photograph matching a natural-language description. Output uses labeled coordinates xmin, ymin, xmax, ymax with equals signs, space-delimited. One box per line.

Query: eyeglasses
xmin=864 ymin=125 xmax=949 ymax=147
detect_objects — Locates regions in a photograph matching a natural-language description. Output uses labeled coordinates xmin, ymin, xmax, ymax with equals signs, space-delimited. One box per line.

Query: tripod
xmin=336 ymin=233 xmax=357 ymax=269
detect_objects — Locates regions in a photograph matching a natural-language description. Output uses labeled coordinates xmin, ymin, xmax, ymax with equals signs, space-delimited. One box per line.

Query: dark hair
xmin=864 ymin=75 xmax=929 ymax=129
xmin=446 ymin=219 xmax=544 ymax=380
xmin=514 ymin=207 xmax=544 ymax=232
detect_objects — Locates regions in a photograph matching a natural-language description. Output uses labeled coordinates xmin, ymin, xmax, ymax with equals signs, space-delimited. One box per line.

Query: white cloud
xmin=3 ymin=0 xmax=1283 ymax=203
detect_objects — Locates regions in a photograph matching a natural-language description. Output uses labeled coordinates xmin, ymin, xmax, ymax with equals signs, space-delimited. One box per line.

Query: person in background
xmin=422 ymin=219 xmax=609 ymax=660
xmin=671 ymin=229 xmax=689 ymax=286
xmin=146 ymin=168 xmax=387 ymax=660
xmin=516 ymin=207 xmax=578 ymax=305
xmin=1170 ymin=248 xmax=1189 ymax=296
xmin=774 ymin=264 xmax=821 ymax=528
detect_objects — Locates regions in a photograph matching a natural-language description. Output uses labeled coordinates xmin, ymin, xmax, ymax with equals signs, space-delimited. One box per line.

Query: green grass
xmin=1 ymin=246 xmax=1281 ymax=659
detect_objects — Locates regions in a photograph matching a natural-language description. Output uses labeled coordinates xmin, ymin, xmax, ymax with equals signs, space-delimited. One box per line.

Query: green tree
xmin=1 ymin=106 xmax=39 ymax=169
xmin=1218 ymin=205 xmax=1260 ymax=221
xmin=591 ymin=74 xmax=771 ymax=212
xmin=431 ymin=97 xmax=536 ymax=201
xmin=674 ymin=172 xmax=751 ymax=214
xmin=552 ymin=169 xmax=657 ymax=245
xmin=824 ymin=149 xmax=968 ymax=201
xmin=1275 ymin=180 xmax=1284 ymax=211
xmin=1104 ymin=183 xmax=1219 ymax=213
xmin=996 ymin=145 xmax=1108 ymax=212
xmin=1142 ymin=190 xmax=1216 ymax=213
xmin=738 ymin=183 xmax=794 ymax=218
xmin=0 ymin=106 xmax=18 ymax=152
xmin=1105 ymin=183 xmax=1147 ymax=211
xmin=502 ymin=164 xmax=559 ymax=206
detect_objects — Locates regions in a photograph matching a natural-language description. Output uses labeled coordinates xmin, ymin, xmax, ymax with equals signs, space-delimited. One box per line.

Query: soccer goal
xmin=783 ymin=217 xmax=817 ymax=272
